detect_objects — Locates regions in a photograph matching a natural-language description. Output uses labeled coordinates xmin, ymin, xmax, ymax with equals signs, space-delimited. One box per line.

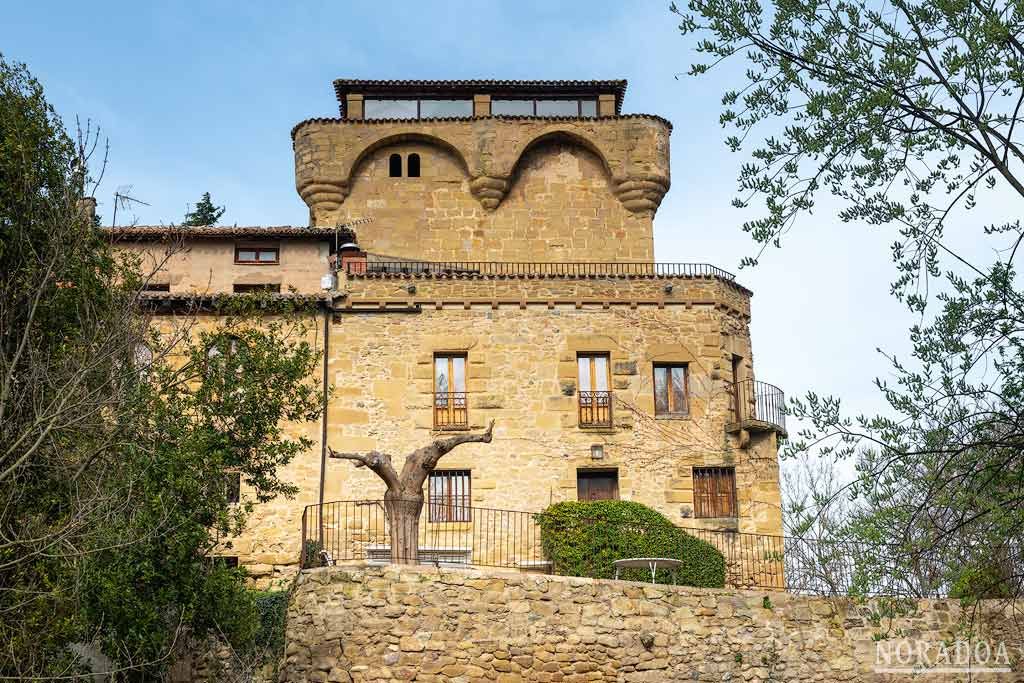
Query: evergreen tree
xmin=183 ymin=191 xmax=225 ymax=226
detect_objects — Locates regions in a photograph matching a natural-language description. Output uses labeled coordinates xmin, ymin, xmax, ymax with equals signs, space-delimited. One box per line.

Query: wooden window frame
xmin=234 ymin=245 xmax=279 ymax=265
xmin=428 ymin=469 xmax=471 ymax=522
xmin=692 ymin=466 xmax=738 ymax=518
xmin=653 ymin=363 xmax=690 ymax=416
xmin=433 ymin=353 xmax=468 ymax=430
xmin=576 ymin=468 xmax=620 ymax=501
xmin=730 ymin=354 xmax=743 ymax=422
xmin=577 ymin=352 xmax=612 ymax=428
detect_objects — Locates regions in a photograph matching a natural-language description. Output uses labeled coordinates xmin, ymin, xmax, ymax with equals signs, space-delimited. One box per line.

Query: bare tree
xmin=329 ymin=421 xmax=495 ymax=564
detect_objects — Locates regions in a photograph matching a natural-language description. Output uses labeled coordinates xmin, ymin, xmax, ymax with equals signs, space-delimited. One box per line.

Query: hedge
xmin=536 ymin=500 xmax=726 ymax=587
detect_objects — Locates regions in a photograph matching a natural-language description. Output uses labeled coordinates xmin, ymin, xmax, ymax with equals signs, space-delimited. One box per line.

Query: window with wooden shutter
xmin=577 ymin=353 xmax=611 ymax=427
xmin=434 ymin=354 xmax=467 ymax=429
xmin=692 ymin=466 xmax=737 ymax=518
xmin=428 ymin=470 xmax=471 ymax=522
xmin=577 ymin=469 xmax=619 ymax=501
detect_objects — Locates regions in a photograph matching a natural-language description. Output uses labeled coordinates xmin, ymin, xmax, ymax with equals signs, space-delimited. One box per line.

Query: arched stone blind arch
xmin=388 ymin=153 xmax=402 ymax=178
xmin=407 ymin=153 xmax=421 ymax=178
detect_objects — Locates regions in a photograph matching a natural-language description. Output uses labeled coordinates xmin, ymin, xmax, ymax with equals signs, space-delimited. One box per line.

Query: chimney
xmin=78 ymin=197 xmax=97 ymax=225
xmin=338 ymin=242 xmax=367 ymax=275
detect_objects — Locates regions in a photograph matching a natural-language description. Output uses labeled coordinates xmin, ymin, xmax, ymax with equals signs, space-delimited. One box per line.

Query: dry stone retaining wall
xmin=281 ymin=564 xmax=1024 ymax=682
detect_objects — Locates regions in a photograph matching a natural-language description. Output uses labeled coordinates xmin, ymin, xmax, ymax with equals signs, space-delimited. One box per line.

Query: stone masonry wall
xmin=281 ymin=564 xmax=1024 ymax=682
xmin=326 ymin=274 xmax=781 ymax=538
xmin=292 ymin=116 xmax=671 ymax=262
xmin=121 ymin=239 xmax=332 ymax=294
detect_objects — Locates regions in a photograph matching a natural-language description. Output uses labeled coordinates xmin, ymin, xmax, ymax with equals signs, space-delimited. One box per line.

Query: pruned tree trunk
xmin=384 ymin=492 xmax=422 ymax=564
xmin=329 ymin=420 xmax=494 ymax=565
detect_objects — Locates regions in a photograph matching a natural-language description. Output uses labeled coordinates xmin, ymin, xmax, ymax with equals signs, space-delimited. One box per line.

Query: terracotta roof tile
xmin=101 ymin=225 xmax=359 ymax=242
xmin=138 ymin=291 xmax=332 ymax=310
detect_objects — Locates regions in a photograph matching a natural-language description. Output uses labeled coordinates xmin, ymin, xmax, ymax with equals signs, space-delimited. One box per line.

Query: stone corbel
xmin=612 ymin=173 xmax=670 ymax=214
xmin=469 ymin=175 xmax=510 ymax=211
xmin=297 ymin=178 xmax=349 ymax=219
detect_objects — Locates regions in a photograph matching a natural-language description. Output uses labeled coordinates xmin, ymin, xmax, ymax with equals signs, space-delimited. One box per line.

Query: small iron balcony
xmin=727 ymin=379 xmax=786 ymax=437
xmin=578 ymin=390 xmax=613 ymax=428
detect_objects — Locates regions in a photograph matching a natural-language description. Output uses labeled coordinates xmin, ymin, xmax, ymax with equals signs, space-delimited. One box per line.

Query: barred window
xmin=428 ymin=470 xmax=471 ymax=522
xmin=693 ymin=466 xmax=737 ymax=518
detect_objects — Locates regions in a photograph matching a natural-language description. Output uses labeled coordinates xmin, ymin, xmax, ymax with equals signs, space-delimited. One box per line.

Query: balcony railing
xmin=434 ymin=392 xmax=468 ymax=429
xmin=341 ymin=260 xmax=738 ymax=281
xmin=578 ymin=390 xmax=612 ymax=427
xmin=728 ymin=379 xmax=786 ymax=435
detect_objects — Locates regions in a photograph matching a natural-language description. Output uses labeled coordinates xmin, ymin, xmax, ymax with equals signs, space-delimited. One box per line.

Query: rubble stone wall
xmin=280 ymin=564 xmax=1024 ymax=682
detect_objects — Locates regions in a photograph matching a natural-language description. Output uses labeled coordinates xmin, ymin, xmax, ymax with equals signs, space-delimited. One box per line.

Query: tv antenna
xmin=111 ymin=185 xmax=150 ymax=227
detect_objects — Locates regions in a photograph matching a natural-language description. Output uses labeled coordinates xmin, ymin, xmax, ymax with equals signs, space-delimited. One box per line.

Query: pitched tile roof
xmin=332 ymin=78 xmax=628 ymax=117
xmin=100 ymin=225 xmax=358 ymax=242
xmin=138 ymin=290 xmax=333 ymax=311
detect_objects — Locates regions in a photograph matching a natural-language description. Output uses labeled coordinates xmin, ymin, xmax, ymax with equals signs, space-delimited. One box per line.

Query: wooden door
xmin=577 ymin=470 xmax=619 ymax=501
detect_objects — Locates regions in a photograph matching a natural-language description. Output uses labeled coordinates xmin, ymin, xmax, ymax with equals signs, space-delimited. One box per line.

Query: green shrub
xmin=302 ymin=539 xmax=324 ymax=568
xmin=536 ymin=500 xmax=726 ymax=587
xmin=251 ymin=590 xmax=289 ymax=657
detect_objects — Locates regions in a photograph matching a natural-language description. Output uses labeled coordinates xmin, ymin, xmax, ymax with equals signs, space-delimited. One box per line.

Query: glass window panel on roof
xmin=536 ymin=99 xmax=581 ymax=116
xmin=580 ymin=99 xmax=597 ymax=117
xmin=491 ymin=99 xmax=535 ymax=115
xmin=419 ymin=99 xmax=473 ymax=118
xmin=364 ymin=99 xmax=418 ymax=119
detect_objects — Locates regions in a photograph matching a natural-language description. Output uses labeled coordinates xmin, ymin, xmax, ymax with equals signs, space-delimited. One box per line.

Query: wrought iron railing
xmin=728 ymin=379 xmax=786 ymax=434
xmin=578 ymin=390 xmax=612 ymax=427
xmin=300 ymin=499 xmax=1006 ymax=597
xmin=341 ymin=260 xmax=738 ymax=281
xmin=433 ymin=391 xmax=468 ymax=429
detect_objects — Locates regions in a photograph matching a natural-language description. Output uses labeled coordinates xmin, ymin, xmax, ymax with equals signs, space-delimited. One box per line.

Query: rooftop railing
xmin=341 ymin=260 xmax=738 ymax=281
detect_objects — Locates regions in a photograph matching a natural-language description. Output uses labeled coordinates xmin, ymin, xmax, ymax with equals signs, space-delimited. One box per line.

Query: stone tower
xmin=292 ymin=80 xmax=669 ymax=262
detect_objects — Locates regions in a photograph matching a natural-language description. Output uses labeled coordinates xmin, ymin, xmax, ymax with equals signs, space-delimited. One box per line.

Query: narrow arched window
xmin=407 ymin=153 xmax=421 ymax=178
xmin=388 ymin=153 xmax=402 ymax=177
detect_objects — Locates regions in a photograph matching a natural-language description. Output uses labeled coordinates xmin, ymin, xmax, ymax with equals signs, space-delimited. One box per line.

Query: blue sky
xmin=6 ymin=0 xmax=1004 ymax=470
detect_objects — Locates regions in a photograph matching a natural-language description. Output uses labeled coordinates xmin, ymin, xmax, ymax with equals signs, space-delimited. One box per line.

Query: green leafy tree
xmin=0 ymin=53 xmax=322 ymax=679
xmin=676 ymin=0 xmax=1024 ymax=598
xmin=184 ymin=191 xmax=226 ymax=226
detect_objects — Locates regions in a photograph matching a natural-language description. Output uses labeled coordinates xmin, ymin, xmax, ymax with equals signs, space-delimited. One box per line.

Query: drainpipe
xmin=317 ymin=306 xmax=330 ymax=543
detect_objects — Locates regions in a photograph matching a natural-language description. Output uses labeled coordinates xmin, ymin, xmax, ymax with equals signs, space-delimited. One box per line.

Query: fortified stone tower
xmin=292 ymin=80 xmax=669 ymax=262
xmin=288 ymin=79 xmax=786 ymax=557
xmin=107 ymin=79 xmax=787 ymax=581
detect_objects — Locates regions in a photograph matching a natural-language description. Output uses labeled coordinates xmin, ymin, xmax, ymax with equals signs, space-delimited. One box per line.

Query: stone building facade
xmin=104 ymin=79 xmax=786 ymax=581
